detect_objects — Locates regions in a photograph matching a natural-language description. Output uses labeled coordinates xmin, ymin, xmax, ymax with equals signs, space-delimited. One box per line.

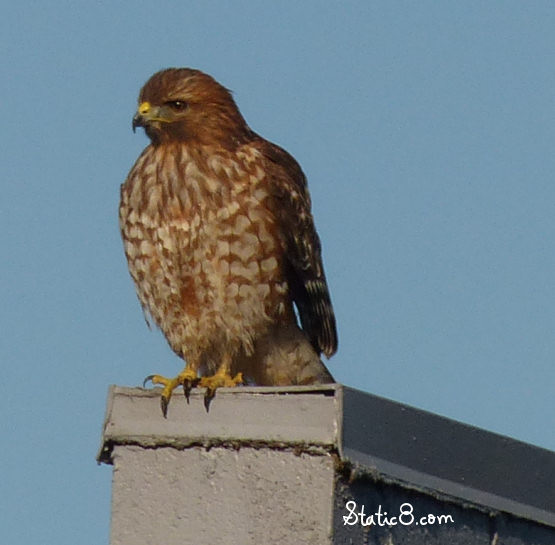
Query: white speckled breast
xmin=120 ymin=143 xmax=291 ymax=370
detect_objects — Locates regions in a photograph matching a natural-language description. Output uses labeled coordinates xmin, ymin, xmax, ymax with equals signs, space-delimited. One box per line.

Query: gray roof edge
xmin=341 ymin=386 xmax=555 ymax=529
xmin=343 ymin=446 xmax=555 ymax=529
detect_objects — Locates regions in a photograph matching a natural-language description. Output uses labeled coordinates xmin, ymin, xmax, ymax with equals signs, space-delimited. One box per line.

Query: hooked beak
xmin=132 ymin=113 xmax=142 ymax=133
xmin=132 ymin=101 xmax=153 ymax=133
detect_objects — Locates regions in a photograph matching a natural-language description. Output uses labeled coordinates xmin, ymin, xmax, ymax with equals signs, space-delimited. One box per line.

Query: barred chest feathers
xmin=119 ymin=143 xmax=291 ymax=363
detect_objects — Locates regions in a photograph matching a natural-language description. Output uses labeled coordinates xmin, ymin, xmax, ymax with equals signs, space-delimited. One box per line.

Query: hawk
xmin=120 ymin=68 xmax=337 ymax=415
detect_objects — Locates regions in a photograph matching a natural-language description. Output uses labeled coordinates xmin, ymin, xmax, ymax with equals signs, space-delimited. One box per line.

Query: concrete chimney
xmin=98 ymin=384 xmax=555 ymax=545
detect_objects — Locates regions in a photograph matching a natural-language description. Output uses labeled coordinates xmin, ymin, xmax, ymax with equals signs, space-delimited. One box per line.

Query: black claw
xmin=182 ymin=377 xmax=200 ymax=404
xmin=204 ymin=389 xmax=215 ymax=412
xmin=143 ymin=375 xmax=155 ymax=388
xmin=183 ymin=379 xmax=192 ymax=404
xmin=160 ymin=396 xmax=169 ymax=419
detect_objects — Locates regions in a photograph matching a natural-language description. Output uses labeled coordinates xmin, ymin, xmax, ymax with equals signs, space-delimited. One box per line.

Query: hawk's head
xmin=132 ymin=68 xmax=250 ymax=147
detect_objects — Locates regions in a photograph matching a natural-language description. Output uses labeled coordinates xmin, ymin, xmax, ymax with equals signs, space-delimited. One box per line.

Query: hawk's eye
xmin=166 ymin=100 xmax=188 ymax=111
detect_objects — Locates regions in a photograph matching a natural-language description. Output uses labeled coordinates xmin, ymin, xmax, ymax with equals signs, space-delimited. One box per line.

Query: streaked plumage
xmin=120 ymin=68 xmax=337 ymax=408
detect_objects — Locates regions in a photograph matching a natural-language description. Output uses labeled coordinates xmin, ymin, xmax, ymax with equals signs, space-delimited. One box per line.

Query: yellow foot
xmin=199 ymin=372 xmax=244 ymax=411
xmin=143 ymin=368 xmax=200 ymax=417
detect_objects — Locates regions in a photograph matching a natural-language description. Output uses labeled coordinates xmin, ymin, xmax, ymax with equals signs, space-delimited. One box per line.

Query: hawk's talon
xmin=141 ymin=368 xmax=199 ymax=416
xmin=182 ymin=377 xmax=200 ymax=404
xmin=183 ymin=380 xmax=192 ymax=404
xmin=204 ymin=389 xmax=215 ymax=412
xmin=199 ymin=371 xmax=244 ymax=411
xmin=161 ymin=395 xmax=169 ymax=419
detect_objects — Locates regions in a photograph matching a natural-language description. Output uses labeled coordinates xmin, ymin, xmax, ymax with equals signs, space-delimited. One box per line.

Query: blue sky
xmin=1 ymin=2 xmax=554 ymax=543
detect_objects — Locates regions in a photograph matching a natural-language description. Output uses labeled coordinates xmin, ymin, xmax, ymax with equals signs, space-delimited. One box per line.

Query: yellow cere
xmin=138 ymin=101 xmax=151 ymax=115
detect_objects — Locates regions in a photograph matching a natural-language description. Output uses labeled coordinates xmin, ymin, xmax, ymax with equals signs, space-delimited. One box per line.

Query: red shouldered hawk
xmin=120 ymin=68 xmax=337 ymax=416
